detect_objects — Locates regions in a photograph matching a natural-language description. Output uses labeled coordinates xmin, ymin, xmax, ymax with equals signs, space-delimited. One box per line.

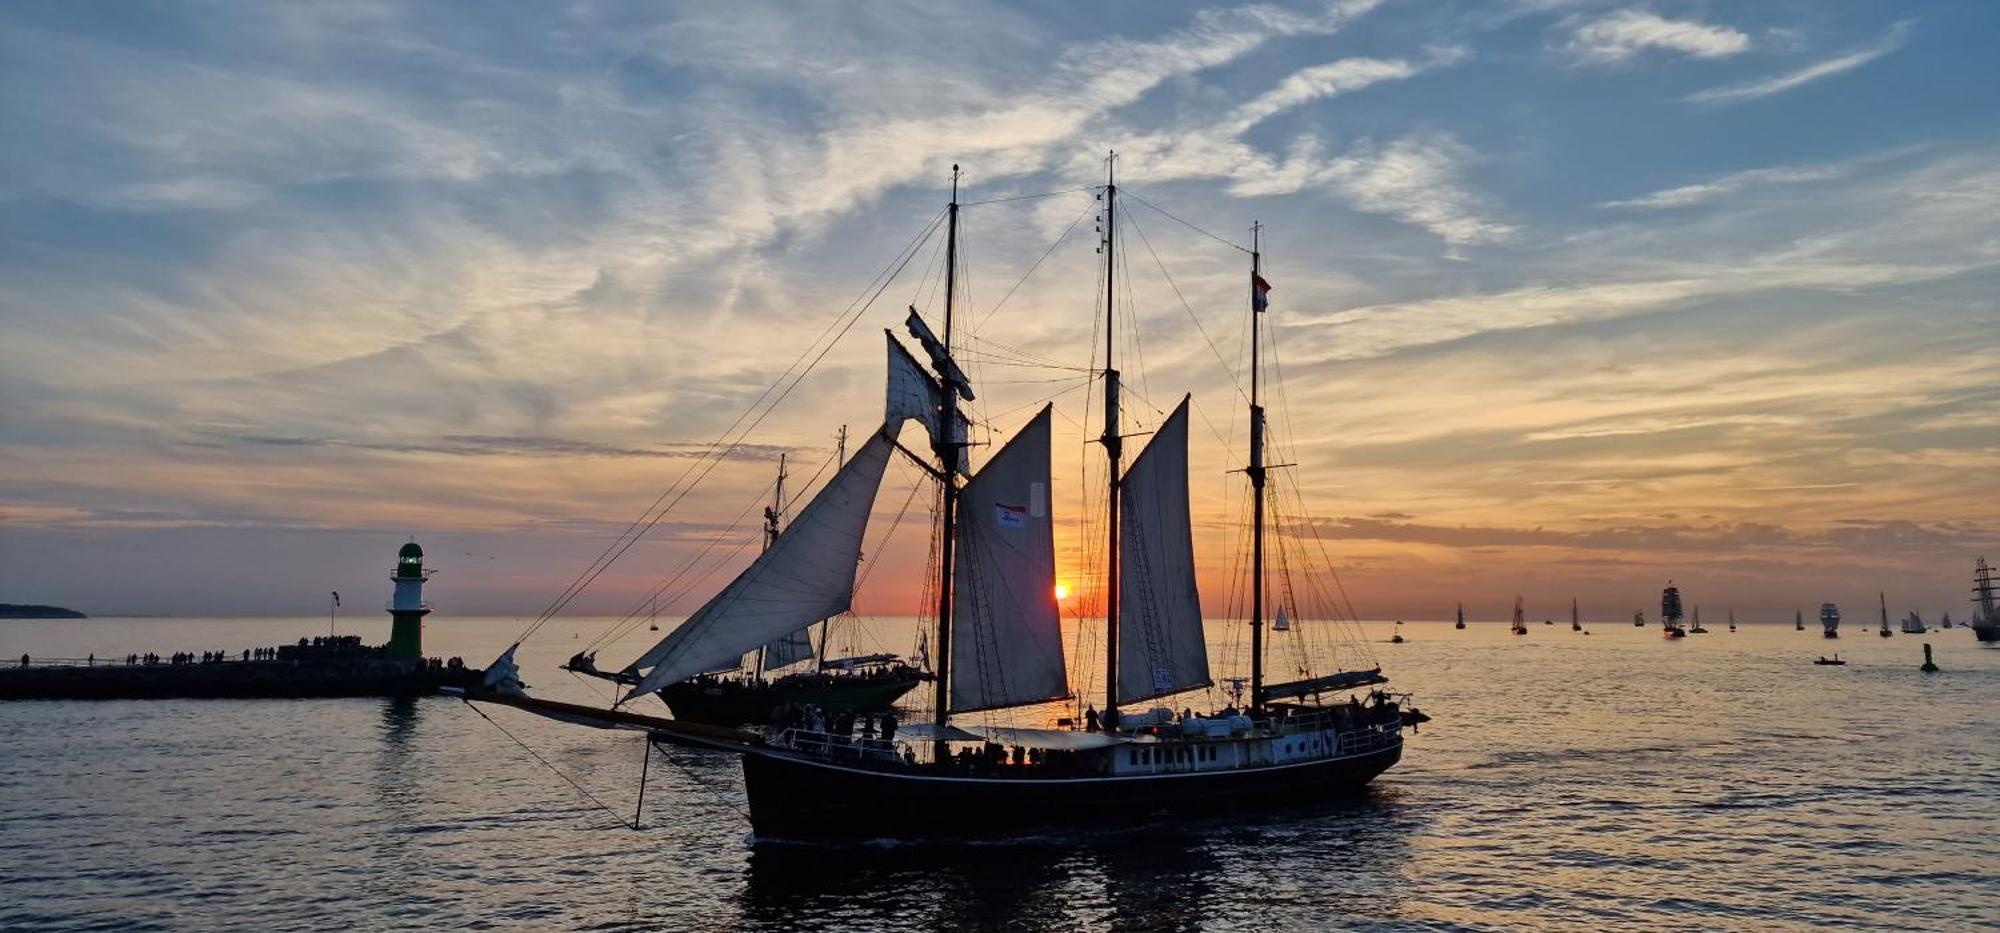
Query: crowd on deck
xmin=16 ymin=642 xmax=467 ymax=672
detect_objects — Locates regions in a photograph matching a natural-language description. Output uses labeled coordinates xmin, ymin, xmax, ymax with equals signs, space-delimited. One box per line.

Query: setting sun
xmin=1054 ymin=583 xmax=1070 ymax=601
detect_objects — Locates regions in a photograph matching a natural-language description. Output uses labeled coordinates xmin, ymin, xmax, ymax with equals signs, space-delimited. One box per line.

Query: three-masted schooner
xmin=471 ymin=161 xmax=1411 ymax=841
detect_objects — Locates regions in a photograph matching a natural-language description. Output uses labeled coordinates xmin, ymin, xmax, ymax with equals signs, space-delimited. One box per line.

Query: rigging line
xmin=654 ymin=744 xmax=753 ymax=824
xmin=1123 ymin=190 xmax=1252 ymax=255
xmin=960 ymin=186 xmax=1098 ymax=207
xmin=975 ymin=196 xmax=1097 ymax=329
xmin=531 ymin=212 xmax=946 ymax=645
xmin=460 ymin=699 xmax=633 ymax=829
xmin=520 ymin=207 xmax=947 ymax=644
xmin=1124 ymin=209 xmax=1249 ymax=405
xmin=587 ymin=477 xmax=776 ymax=653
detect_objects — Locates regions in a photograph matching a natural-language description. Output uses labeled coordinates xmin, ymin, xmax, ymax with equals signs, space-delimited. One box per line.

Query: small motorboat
xmin=1814 ymin=655 xmax=1847 ymax=666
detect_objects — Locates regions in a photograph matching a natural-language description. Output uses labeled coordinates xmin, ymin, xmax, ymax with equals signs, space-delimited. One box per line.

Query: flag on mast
xmin=1252 ymin=273 xmax=1272 ymax=313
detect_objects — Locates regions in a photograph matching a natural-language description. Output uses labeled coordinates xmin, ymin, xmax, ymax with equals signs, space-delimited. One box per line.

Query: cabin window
xmin=1129 ymin=750 xmax=1138 ymax=765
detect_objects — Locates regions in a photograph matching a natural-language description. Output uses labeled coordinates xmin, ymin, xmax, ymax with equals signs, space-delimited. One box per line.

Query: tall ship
xmin=1661 ymin=583 xmax=1687 ymax=638
xmin=471 ymin=162 xmax=1413 ymax=841
xmin=1511 ymin=596 xmax=1529 ymax=636
xmin=1900 ymin=610 xmax=1926 ymax=634
xmin=1821 ymin=603 xmax=1841 ymax=638
xmin=1972 ymin=558 xmax=2000 ymax=643
xmin=562 ymin=451 xmax=924 ymax=726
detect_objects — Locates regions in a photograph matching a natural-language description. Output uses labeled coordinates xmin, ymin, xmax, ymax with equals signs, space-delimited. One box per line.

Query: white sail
xmin=885 ymin=332 xmax=972 ymax=471
xmin=1116 ymin=396 xmax=1210 ymax=704
xmin=622 ymin=430 xmax=895 ymax=702
xmin=760 ymin=627 xmax=816 ymax=671
xmin=949 ymin=405 xmax=1069 ymax=712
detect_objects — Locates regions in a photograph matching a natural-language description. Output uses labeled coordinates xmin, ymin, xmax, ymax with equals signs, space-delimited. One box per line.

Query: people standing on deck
xmin=1085 ymin=706 xmax=1101 ymax=732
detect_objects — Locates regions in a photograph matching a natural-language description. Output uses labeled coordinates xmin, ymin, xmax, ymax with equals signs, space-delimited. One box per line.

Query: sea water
xmin=2 ymin=617 xmax=1994 ymax=931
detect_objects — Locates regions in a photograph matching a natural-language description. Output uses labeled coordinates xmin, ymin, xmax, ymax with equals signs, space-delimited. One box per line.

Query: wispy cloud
xmin=1601 ymin=165 xmax=1844 ymax=210
xmin=1564 ymin=9 xmax=1750 ymax=64
xmin=1685 ymin=21 xmax=1913 ymax=105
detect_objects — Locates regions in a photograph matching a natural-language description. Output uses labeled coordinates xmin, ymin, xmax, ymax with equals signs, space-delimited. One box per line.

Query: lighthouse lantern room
xmin=386 ymin=541 xmax=432 ymax=662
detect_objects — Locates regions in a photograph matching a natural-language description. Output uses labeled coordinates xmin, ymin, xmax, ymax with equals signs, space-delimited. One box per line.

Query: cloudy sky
xmin=2 ymin=0 xmax=1995 ymax=625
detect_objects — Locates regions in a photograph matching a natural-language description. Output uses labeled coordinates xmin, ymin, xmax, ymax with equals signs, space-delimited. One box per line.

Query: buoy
xmin=1921 ymin=643 xmax=1939 ymax=673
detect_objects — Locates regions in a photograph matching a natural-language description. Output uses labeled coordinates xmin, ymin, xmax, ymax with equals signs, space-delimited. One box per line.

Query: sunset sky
xmin=3 ymin=0 xmax=1995 ymax=625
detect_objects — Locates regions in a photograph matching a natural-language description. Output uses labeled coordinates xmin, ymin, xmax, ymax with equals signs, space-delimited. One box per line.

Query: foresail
xmin=622 ymin=430 xmax=894 ymax=702
xmin=1117 ymin=396 xmax=1210 ymax=704
xmin=950 ymin=406 xmax=1069 ymax=712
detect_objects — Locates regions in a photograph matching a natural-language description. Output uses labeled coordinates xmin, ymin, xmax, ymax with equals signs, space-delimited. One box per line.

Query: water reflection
xmin=733 ymin=790 xmax=1420 ymax=932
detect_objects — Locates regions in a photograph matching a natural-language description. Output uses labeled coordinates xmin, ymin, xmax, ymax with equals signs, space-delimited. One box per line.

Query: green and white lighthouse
xmin=385 ymin=541 xmax=431 ymax=662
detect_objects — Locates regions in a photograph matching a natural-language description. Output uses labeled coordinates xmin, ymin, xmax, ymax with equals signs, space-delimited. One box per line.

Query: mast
xmin=932 ymin=166 xmax=963 ymax=759
xmin=1101 ymin=152 xmax=1123 ymax=727
xmin=1248 ymin=221 xmax=1267 ymax=710
xmin=816 ymin=427 xmax=846 ymax=672
xmin=754 ymin=452 xmax=787 ymax=679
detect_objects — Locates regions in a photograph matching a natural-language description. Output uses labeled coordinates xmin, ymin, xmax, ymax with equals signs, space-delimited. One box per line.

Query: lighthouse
xmin=385 ymin=541 xmax=431 ymax=662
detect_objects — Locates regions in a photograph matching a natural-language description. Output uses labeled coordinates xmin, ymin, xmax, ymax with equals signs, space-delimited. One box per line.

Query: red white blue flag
xmin=1252 ymin=273 xmax=1272 ymax=312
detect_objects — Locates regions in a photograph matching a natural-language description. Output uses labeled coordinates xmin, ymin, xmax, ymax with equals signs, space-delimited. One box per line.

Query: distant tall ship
xmin=1455 ymin=603 xmax=1465 ymax=630
xmin=1795 ymin=609 xmax=1805 ymax=632
xmin=1727 ymin=609 xmax=1737 ymax=633
xmin=1570 ymin=599 xmax=1582 ymax=632
xmin=1877 ymin=592 xmax=1894 ymax=638
xmin=1821 ymin=603 xmax=1841 ymax=639
xmin=1511 ymin=596 xmax=1529 ymax=636
xmin=1972 ymin=558 xmax=2000 ymax=643
xmin=1662 ymin=584 xmax=1687 ymax=638
xmin=1900 ymin=610 xmax=1926 ymax=634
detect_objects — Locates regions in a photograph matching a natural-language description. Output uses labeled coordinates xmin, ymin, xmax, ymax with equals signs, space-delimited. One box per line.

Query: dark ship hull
xmin=660 ymin=667 xmax=925 ymax=727
xmin=1972 ymin=622 xmax=2000 ymax=643
xmin=737 ymin=739 xmax=1401 ymax=841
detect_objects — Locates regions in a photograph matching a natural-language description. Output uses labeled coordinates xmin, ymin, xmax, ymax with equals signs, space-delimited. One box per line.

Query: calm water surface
xmin=2 ymin=616 xmax=1995 ymax=931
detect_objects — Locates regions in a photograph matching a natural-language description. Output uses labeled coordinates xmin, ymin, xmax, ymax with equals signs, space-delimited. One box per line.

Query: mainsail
xmin=1116 ymin=396 xmax=1209 ymax=704
xmin=949 ymin=406 xmax=1069 ymax=712
xmin=622 ymin=430 xmax=895 ymax=702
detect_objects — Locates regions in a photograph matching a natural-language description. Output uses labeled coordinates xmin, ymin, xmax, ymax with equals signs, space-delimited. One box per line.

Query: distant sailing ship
xmin=1688 ymin=605 xmax=1709 ymax=634
xmin=1971 ymin=558 xmax=2000 ymax=643
xmin=564 ymin=449 xmax=925 ymax=726
xmin=1455 ymin=603 xmax=1465 ymax=630
xmin=1941 ymin=611 xmax=1954 ymax=630
xmin=1633 ymin=610 xmax=1646 ymax=628
xmin=1661 ymin=583 xmax=1687 ymax=638
xmin=1900 ymin=610 xmax=1926 ymax=634
xmin=1796 ymin=609 xmax=1805 ymax=632
xmin=1821 ymin=603 xmax=1841 ymax=638
xmin=1570 ymin=599 xmax=1582 ymax=632
xmin=1877 ymin=592 xmax=1894 ymax=638
xmin=1727 ymin=609 xmax=1736 ymax=633
xmin=1511 ymin=596 xmax=1528 ymax=636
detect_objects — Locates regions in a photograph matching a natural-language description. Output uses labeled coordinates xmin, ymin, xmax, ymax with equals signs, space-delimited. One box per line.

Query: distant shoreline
xmin=0 ymin=604 xmax=88 ymax=619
